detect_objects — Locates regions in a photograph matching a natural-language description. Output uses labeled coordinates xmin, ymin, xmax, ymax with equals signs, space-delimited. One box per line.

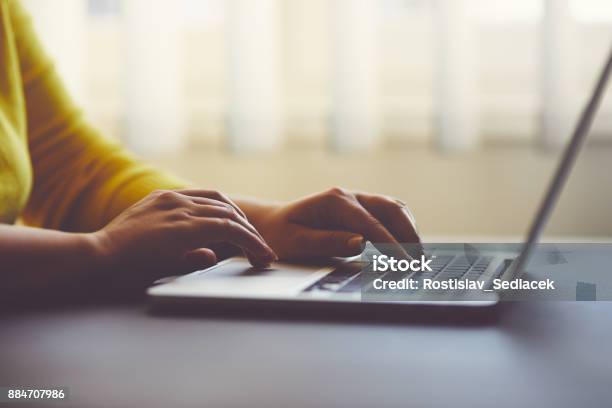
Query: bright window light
xmin=571 ymin=0 xmax=612 ymax=22
xmin=87 ymin=0 xmax=120 ymax=18
xmin=468 ymin=0 xmax=542 ymax=23
xmin=183 ymin=0 xmax=224 ymax=27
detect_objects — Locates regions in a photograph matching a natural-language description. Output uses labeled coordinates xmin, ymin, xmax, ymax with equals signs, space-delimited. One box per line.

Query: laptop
xmin=148 ymin=44 xmax=612 ymax=312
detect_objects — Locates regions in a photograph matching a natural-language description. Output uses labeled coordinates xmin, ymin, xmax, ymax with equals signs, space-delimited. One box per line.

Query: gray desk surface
xmin=1 ymin=301 xmax=611 ymax=408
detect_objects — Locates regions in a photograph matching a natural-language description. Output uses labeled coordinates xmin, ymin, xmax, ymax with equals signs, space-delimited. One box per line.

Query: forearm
xmin=0 ymin=225 xmax=101 ymax=299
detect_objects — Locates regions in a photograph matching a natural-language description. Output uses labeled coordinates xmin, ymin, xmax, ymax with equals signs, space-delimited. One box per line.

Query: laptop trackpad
xmin=170 ymin=258 xmax=331 ymax=297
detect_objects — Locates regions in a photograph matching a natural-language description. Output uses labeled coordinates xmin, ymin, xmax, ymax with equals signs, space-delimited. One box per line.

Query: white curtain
xmin=226 ymin=0 xmax=283 ymax=153
xmin=122 ymin=0 xmax=184 ymax=155
xmin=541 ymin=0 xmax=578 ymax=149
xmin=329 ymin=0 xmax=381 ymax=152
xmin=434 ymin=0 xmax=478 ymax=152
xmin=22 ymin=0 xmax=87 ymax=104
xmin=23 ymin=0 xmax=612 ymax=156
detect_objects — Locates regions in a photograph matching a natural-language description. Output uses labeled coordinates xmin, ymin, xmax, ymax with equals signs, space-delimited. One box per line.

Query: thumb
xmin=181 ymin=248 xmax=218 ymax=272
xmin=296 ymin=227 xmax=365 ymax=258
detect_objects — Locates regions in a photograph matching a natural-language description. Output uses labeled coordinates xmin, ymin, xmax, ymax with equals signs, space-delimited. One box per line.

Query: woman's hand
xmin=1 ymin=189 xmax=278 ymax=300
xmin=242 ymin=188 xmax=421 ymax=260
xmin=92 ymin=189 xmax=277 ymax=285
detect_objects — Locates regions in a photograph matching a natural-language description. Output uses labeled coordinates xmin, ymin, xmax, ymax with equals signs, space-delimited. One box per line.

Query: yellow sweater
xmin=0 ymin=0 xmax=183 ymax=231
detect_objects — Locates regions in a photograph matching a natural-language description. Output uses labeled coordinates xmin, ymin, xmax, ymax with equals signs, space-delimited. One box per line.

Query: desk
xmin=1 ymin=301 xmax=611 ymax=407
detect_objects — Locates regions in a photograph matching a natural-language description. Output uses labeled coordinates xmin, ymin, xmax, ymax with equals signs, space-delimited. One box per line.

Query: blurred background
xmin=21 ymin=0 xmax=612 ymax=239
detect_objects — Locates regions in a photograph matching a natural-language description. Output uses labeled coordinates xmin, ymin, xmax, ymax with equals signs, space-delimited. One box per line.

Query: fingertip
xmin=347 ymin=235 xmax=365 ymax=255
xmin=244 ymin=250 xmax=276 ymax=269
xmin=261 ymin=244 xmax=278 ymax=262
xmin=248 ymin=257 xmax=274 ymax=269
xmin=269 ymin=248 xmax=279 ymax=261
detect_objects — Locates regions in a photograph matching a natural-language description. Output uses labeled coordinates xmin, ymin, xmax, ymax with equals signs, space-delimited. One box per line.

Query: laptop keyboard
xmin=304 ymin=255 xmax=494 ymax=294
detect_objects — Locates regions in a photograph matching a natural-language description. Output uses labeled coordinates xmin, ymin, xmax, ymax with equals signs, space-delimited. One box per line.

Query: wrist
xmin=80 ymin=231 xmax=113 ymax=275
xmin=233 ymin=198 xmax=281 ymax=231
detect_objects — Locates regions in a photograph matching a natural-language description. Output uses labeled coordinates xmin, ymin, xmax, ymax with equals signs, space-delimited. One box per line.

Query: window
xmin=24 ymin=0 xmax=612 ymax=154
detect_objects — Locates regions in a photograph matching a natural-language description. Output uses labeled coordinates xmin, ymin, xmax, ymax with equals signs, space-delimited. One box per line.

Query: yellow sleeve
xmin=10 ymin=0 xmax=187 ymax=232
